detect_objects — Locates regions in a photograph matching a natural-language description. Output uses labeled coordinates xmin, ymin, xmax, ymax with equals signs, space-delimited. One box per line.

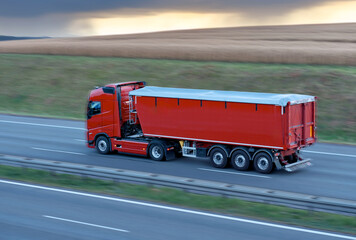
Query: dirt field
xmin=1 ymin=23 xmax=356 ymax=65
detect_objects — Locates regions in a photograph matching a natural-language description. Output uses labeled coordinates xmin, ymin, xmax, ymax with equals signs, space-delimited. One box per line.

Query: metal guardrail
xmin=1 ymin=154 xmax=355 ymax=216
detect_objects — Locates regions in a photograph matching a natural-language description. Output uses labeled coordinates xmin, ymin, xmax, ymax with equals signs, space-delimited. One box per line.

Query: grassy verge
xmin=1 ymin=164 xmax=355 ymax=235
xmin=0 ymin=54 xmax=355 ymax=143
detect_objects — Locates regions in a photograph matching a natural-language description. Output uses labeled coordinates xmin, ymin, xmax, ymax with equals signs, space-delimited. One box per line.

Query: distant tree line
xmin=0 ymin=36 xmax=50 ymax=41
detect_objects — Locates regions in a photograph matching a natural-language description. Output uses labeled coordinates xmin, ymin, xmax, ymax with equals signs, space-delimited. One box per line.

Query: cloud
xmin=0 ymin=14 xmax=75 ymax=37
xmin=0 ymin=0 xmax=341 ymax=18
xmin=1 ymin=0 xmax=355 ymax=37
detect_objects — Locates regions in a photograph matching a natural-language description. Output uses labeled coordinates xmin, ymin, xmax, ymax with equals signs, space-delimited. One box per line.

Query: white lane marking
xmin=43 ymin=215 xmax=129 ymax=233
xmin=1 ymin=180 xmax=354 ymax=240
xmin=302 ymin=150 xmax=356 ymax=158
xmin=32 ymin=147 xmax=86 ymax=156
xmin=0 ymin=120 xmax=85 ymax=131
xmin=75 ymin=139 xmax=86 ymax=142
xmin=198 ymin=168 xmax=271 ymax=179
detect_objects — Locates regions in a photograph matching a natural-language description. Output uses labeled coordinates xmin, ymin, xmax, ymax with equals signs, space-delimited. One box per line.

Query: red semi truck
xmin=86 ymin=81 xmax=316 ymax=173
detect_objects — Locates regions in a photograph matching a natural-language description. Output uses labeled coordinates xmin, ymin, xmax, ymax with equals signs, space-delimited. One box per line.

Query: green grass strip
xmin=1 ymin=164 xmax=355 ymax=235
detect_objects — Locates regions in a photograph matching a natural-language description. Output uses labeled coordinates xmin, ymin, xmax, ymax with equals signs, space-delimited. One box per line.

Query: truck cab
xmin=86 ymin=81 xmax=145 ymax=152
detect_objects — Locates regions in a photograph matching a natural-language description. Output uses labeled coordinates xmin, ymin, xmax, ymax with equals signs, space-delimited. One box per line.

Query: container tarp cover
xmin=130 ymin=86 xmax=315 ymax=107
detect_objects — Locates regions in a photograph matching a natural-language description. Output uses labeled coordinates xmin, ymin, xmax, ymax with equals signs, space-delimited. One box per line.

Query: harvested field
xmin=1 ymin=23 xmax=356 ymax=65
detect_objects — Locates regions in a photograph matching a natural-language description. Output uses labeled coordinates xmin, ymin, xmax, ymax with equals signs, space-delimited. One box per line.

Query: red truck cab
xmin=87 ymin=81 xmax=146 ymax=152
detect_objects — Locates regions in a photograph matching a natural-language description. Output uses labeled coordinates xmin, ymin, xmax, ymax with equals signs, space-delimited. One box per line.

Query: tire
xmin=96 ymin=136 xmax=111 ymax=154
xmin=253 ymin=152 xmax=273 ymax=174
xmin=149 ymin=143 xmax=165 ymax=161
xmin=231 ymin=150 xmax=250 ymax=171
xmin=210 ymin=148 xmax=228 ymax=168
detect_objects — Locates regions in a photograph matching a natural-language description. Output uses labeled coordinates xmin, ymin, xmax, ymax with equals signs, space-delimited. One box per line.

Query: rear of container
xmin=286 ymin=101 xmax=316 ymax=149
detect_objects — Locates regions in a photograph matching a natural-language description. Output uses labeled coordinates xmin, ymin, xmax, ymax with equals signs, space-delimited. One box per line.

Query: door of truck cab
xmin=86 ymin=87 xmax=116 ymax=143
xmin=87 ymin=100 xmax=102 ymax=143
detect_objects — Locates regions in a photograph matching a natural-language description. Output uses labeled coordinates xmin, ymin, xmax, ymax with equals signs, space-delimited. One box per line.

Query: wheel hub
xmin=257 ymin=157 xmax=269 ymax=171
xmin=235 ymin=155 xmax=246 ymax=167
xmin=98 ymin=140 xmax=107 ymax=152
xmin=152 ymin=146 xmax=162 ymax=159
xmin=213 ymin=152 xmax=224 ymax=164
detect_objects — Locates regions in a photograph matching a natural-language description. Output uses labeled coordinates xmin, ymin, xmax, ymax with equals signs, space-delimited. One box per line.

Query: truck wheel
xmin=210 ymin=148 xmax=228 ymax=168
xmin=231 ymin=150 xmax=250 ymax=171
xmin=254 ymin=152 xmax=273 ymax=174
xmin=96 ymin=136 xmax=110 ymax=154
xmin=149 ymin=143 xmax=165 ymax=161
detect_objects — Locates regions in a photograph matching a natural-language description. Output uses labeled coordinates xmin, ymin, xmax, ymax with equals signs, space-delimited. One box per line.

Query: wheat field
xmin=1 ymin=23 xmax=356 ymax=65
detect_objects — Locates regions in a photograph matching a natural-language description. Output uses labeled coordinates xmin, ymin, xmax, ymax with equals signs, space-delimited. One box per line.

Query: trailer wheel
xmin=254 ymin=152 xmax=273 ymax=174
xmin=231 ymin=150 xmax=250 ymax=171
xmin=210 ymin=148 xmax=228 ymax=168
xmin=149 ymin=143 xmax=165 ymax=161
xmin=96 ymin=136 xmax=110 ymax=154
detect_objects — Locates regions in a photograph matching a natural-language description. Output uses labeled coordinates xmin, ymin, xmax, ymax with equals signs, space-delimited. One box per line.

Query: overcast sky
xmin=1 ymin=0 xmax=355 ymax=37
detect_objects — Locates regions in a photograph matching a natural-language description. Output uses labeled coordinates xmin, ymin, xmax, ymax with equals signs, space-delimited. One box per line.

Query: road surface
xmin=1 ymin=179 xmax=355 ymax=240
xmin=0 ymin=114 xmax=355 ymax=200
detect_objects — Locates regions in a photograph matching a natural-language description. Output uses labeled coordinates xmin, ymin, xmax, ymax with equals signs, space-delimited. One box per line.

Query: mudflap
xmin=165 ymin=149 xmax=176 ymax=161
xmin=284 ymin=159 xmax=312 ymax=172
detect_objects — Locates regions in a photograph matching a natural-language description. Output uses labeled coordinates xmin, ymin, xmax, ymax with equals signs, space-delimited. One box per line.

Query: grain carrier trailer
xmin=86 ymin=81 xmax=316 ymax=173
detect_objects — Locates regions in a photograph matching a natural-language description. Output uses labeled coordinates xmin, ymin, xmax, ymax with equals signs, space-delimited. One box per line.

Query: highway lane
xmin=0 ymin=114 xmax=356 ymax=200
xmin=1 ymin=179 xmax=355 ymax=240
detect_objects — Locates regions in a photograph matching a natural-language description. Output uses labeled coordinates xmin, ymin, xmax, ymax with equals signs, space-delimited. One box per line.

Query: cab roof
xmin=105 ymin=81 xmax=145 ymax=88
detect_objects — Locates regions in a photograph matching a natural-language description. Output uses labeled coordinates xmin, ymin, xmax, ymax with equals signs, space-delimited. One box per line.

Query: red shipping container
xmin=130 ymin=87 xmax=316 ymax=151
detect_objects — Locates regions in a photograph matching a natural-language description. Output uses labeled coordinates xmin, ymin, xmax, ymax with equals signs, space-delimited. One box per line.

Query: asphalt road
xmin=0 ymin=114 xmax=356 ymax=201
xmin=1 ymin=179 xmax=355 ymax=240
